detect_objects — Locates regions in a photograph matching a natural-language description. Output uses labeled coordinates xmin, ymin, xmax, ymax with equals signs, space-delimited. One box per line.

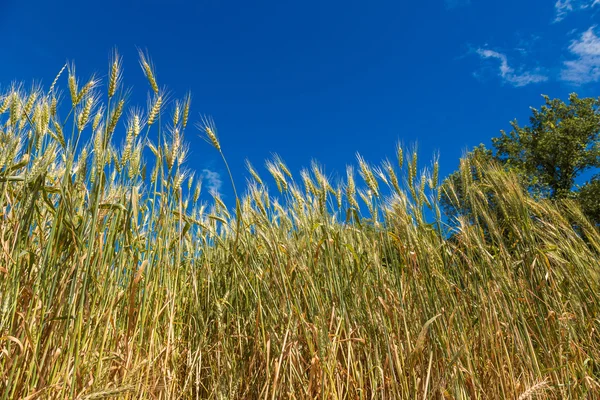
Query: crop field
xmin=0 ymin=54 xmax=599 ymax=399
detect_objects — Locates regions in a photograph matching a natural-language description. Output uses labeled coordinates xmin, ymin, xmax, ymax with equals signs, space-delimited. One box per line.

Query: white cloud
xmin=201 ymin=169 xmax=222 ymax=195
xmin=445 ymin=0 xmax=471 ymax=9
xmin=561 ymin=26 xmax=600 ymax=84
xmin=555 ymin=0 xmax=575 ymax=22
xmin=554 ymin=0 xmax=598 ymax=22
xmin=476 ymin=49 xmax=548 ymax=87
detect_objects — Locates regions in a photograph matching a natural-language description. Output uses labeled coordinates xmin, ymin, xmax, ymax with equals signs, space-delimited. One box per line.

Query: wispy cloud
xmin=445 ymin=0 xmax=471 ymax=9
xmin=476 ymin=49 xmax=548 ymax=87
xmin=554 ymin=0 xmax=598 ymax=22
xmin=561 ymin=26 xmax=600 ymax=84
xmin=201 ymin=169 xmax=222 ymax=195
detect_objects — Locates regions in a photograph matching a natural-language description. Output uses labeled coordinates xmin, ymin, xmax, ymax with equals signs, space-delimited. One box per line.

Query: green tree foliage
xmin=442 ymin=93 xmax=600 ymax=225
xmin=576 ymin=175 xmax=600 ymax=224
xmin=493 ymin=93 xmax=600 ymax=199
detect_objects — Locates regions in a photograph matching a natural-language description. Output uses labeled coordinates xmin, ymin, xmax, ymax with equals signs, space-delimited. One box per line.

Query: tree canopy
xmin=442 ymin=93 xmax=600 ymax=225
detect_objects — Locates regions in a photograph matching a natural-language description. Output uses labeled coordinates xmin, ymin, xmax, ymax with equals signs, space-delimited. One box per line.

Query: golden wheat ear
xmin=197 ymin=115 xmax=221 ymax=151
xmin=108 ymin=49 xmax=122 ymax=99
xmin=138 ymin=49 xmax=159 ymax=94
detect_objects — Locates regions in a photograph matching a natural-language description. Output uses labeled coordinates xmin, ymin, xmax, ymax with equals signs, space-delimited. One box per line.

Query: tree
xmin=576 ymin=175 xmax=600 ymax=225
xmin=442 ymin=93 xmax=600 ymax=226
xmin=493 ymin=93 xmax=600 ymax=199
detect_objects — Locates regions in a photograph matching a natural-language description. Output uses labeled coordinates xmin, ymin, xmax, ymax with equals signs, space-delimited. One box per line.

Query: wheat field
xmin=0 ymin=53 xmax=599 ymax=399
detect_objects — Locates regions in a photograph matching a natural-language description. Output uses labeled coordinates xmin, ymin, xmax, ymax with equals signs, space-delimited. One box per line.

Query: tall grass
xmin=0 ymin=54 xmax=599 ymax=399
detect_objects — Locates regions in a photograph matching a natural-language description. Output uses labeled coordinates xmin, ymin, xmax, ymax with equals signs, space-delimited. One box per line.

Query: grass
xmin=0 ymin=53 xmax=599 ymax=399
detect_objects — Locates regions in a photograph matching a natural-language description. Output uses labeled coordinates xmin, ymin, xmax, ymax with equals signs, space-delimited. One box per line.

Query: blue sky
xmin=0 ymin=0 xmax=599 ymax=198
